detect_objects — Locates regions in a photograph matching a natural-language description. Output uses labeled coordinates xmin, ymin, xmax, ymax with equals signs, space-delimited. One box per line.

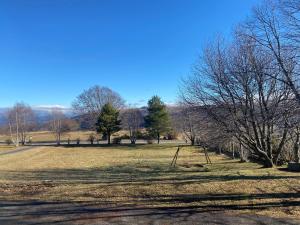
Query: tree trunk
xmin=263 ymin=157 xmax=274 ymax=168
xmin=240 ymin=142 xmax=246 ymax=162
xmin=16 ymin=112 xmax=19 ymax=147
xmin=108 ymin=133 xmax=111 ymax=145
xmin=191 ymin=138 xmax=195 ymax=146
xmin=260 ymin=151 xmax=274 ymax=168
xmin=130 ymin=134 xmax=136 ymax=144
xmin=157 ymin=133 xmax=160 ymax=144
xmin=294 ymin=132 xmax=300 ymax=163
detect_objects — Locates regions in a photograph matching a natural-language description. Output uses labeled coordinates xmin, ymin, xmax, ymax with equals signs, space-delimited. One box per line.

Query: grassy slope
xmin=0 ymin=130 xmax=131 ymax=142
xmin=0 ymin=144 xmax=299 ymax=219
xmin=0 ymin=131 xmax=97 ymax=142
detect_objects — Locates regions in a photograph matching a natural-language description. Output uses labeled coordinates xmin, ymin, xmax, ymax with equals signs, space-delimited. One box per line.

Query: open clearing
xmin=0 ymin=131 xmax=96 ymax=143
xmin=0 ymin=144 xmax=299 ymax=224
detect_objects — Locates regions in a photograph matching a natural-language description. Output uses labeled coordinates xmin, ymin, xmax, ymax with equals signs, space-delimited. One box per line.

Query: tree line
xmin=3 ymin=86 xmax=172 ymax=146
xmin=72 ymin=86 xmax=172 ymax=145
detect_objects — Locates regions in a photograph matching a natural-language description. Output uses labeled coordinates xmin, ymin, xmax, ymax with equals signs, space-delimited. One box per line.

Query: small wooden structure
xmin=170 ymin=145 xmax=212 ymax=167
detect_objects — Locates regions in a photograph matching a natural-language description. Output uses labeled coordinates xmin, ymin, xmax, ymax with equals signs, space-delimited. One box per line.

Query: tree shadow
xmin=1 ymin=165 xmax=299 ymax=186
xmin=0 ymin=197 xmax=299 ymax=225
xmin=0 ymin=163 xmax=299 ymax=224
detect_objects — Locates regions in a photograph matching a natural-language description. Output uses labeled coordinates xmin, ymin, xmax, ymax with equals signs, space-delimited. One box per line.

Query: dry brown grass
xmin=0 ymin=144 xmax=299 ymax=219
xmin=0 ymin=145 xmax=15 ymax=152
xmin=0 ymin=130 xmax=97 ymax=142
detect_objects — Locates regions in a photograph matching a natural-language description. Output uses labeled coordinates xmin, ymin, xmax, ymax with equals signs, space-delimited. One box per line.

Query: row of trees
xmin=73 ymin=87 xmax=171 ymax=145
xmin=178 ymin=0 xmax=300 ymax=167
xmin=5 ymin=103 xmax=79 ymax=146
xmin=3 ymin=86 xmax=173 ymax=146
xmin=72 ymin=85 xmax=173 ymax=144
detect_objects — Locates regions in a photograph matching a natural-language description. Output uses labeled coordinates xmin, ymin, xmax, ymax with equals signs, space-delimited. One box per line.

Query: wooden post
xmin=203 ymin=147 xmax=212 ymax=164
xmin=171 ymin=147 xmax=180 ymax=167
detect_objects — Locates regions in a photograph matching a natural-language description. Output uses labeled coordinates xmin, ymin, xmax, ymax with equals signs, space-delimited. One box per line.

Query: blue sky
xmin=0 ymin=0 xmax=260 ymax=108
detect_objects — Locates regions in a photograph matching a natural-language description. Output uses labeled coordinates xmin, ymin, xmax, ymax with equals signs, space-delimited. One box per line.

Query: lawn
xmin=0 ymin=144 xmax=299 ymax=223
xmin=0 ymin=130 xmax=97 ymax=143
xmin=0 ymin=145 xmax=16 ymax=153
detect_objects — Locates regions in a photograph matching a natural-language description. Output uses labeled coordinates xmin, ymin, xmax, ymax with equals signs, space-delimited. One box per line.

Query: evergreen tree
xmin=145 ymin=96 xmax=171 ymax=144
xmin=96 ymin=103 xmax=121 ymax=144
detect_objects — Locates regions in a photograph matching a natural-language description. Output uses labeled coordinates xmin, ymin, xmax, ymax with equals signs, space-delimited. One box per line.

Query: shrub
xmin=88 ymin=134 xmax=96 ymax=144
xmin=5 ymin=139 xmax=13 ymax=145
xmin=119 ymin=134 xmax=130 ymax=139
xmin=167 ymin=131 xmax=178 ymax=140
xmin=147 ymin=139 xmax=154 ymax=144
xmin=102 ymin=133 xmax=107 ymax=141
xmin=136 ymin=131 xmax=145 ymax=139
xmin=112 ymin=137 xmax=122 ymax=144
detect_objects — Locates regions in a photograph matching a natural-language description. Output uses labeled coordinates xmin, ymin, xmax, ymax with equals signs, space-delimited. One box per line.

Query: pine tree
xmin=96 ymin=103 xmax=121 ymax=144
xmin=145 ymin=96 xmax=171 ymax=144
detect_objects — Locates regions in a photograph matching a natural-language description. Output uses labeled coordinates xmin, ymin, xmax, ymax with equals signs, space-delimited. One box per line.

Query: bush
xmin=167 ymin=131 xmax=178 ymax=140
xmin=102 ymin=133 xmax=107 ymax=141
xmin=119 ymin=134 xmax=130 ymax=139
xmin=88 ymin=134 xmax=96 ymax=144
xmin=136 ymin=131 xmax=145 ymax=139
xmin=112 ymin=137 xmax=122 ymax=144
xmin=28 ymin=136 xmax=33 ymax=144
xmin=5 ymin=139 xmax=13 ymax=145
xmin=147 ymin=139 xmax=154 ymax=144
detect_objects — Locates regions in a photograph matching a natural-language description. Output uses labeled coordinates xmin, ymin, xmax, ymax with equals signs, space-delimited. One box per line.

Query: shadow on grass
xmin=0 ymin=197 xmax=299 ymax=225
xmin=1 ymin=165 xmax=299 ymax=186
xmin=29 ymin=143 xmax=182 ymax=149
xmin=0 ymin=165 xmax=299 ymax=224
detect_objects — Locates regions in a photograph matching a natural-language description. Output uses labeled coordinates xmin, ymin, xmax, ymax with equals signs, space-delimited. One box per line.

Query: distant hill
xmin=0 ymin=105 xmax=177 ymax=127
xmin=0 ymin=106 xmax=74 ymax=126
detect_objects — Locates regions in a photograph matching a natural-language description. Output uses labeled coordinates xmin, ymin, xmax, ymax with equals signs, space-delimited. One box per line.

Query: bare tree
xmin=49 ymin=108 xmax=69 ymax=145
xmin=241 ymin=0 xmax=300 ymax=104
xmin=172 ymin=105 xmax=201 ymax=145
xmin=280 ymin=0 xmax=300 ymax=44
xmin=72 ymin=86 xmax=125 ymax=129
xmin=181 ymin=34 xmax=292 ymax=167
xmin=286 ymin=103 xmax=300 ymax=163
xmin=7 ymin=103 xmax=35 ymax=146
xmin=120 ymin=108 xmax=143 ymax=144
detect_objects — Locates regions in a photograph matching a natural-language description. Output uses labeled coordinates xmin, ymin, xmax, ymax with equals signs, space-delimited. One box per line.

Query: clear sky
xmin=0 ymin=0 xmax=260 ymax=108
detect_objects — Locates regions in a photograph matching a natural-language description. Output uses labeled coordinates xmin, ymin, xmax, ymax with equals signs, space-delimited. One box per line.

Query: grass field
xmin=0 ymin=145 xmax=16 ymax=154
xmin=0 ymin=131 xmax=98 ymax=143
xmin=0 ymin=144 xmax=299 ymax=222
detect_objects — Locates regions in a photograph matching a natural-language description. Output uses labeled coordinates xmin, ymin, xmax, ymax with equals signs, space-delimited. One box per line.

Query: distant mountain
xmin=0 ymin=108 xmax=9 ymax=125
xmin=0 ymin=106 xmax=74 ymax=126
